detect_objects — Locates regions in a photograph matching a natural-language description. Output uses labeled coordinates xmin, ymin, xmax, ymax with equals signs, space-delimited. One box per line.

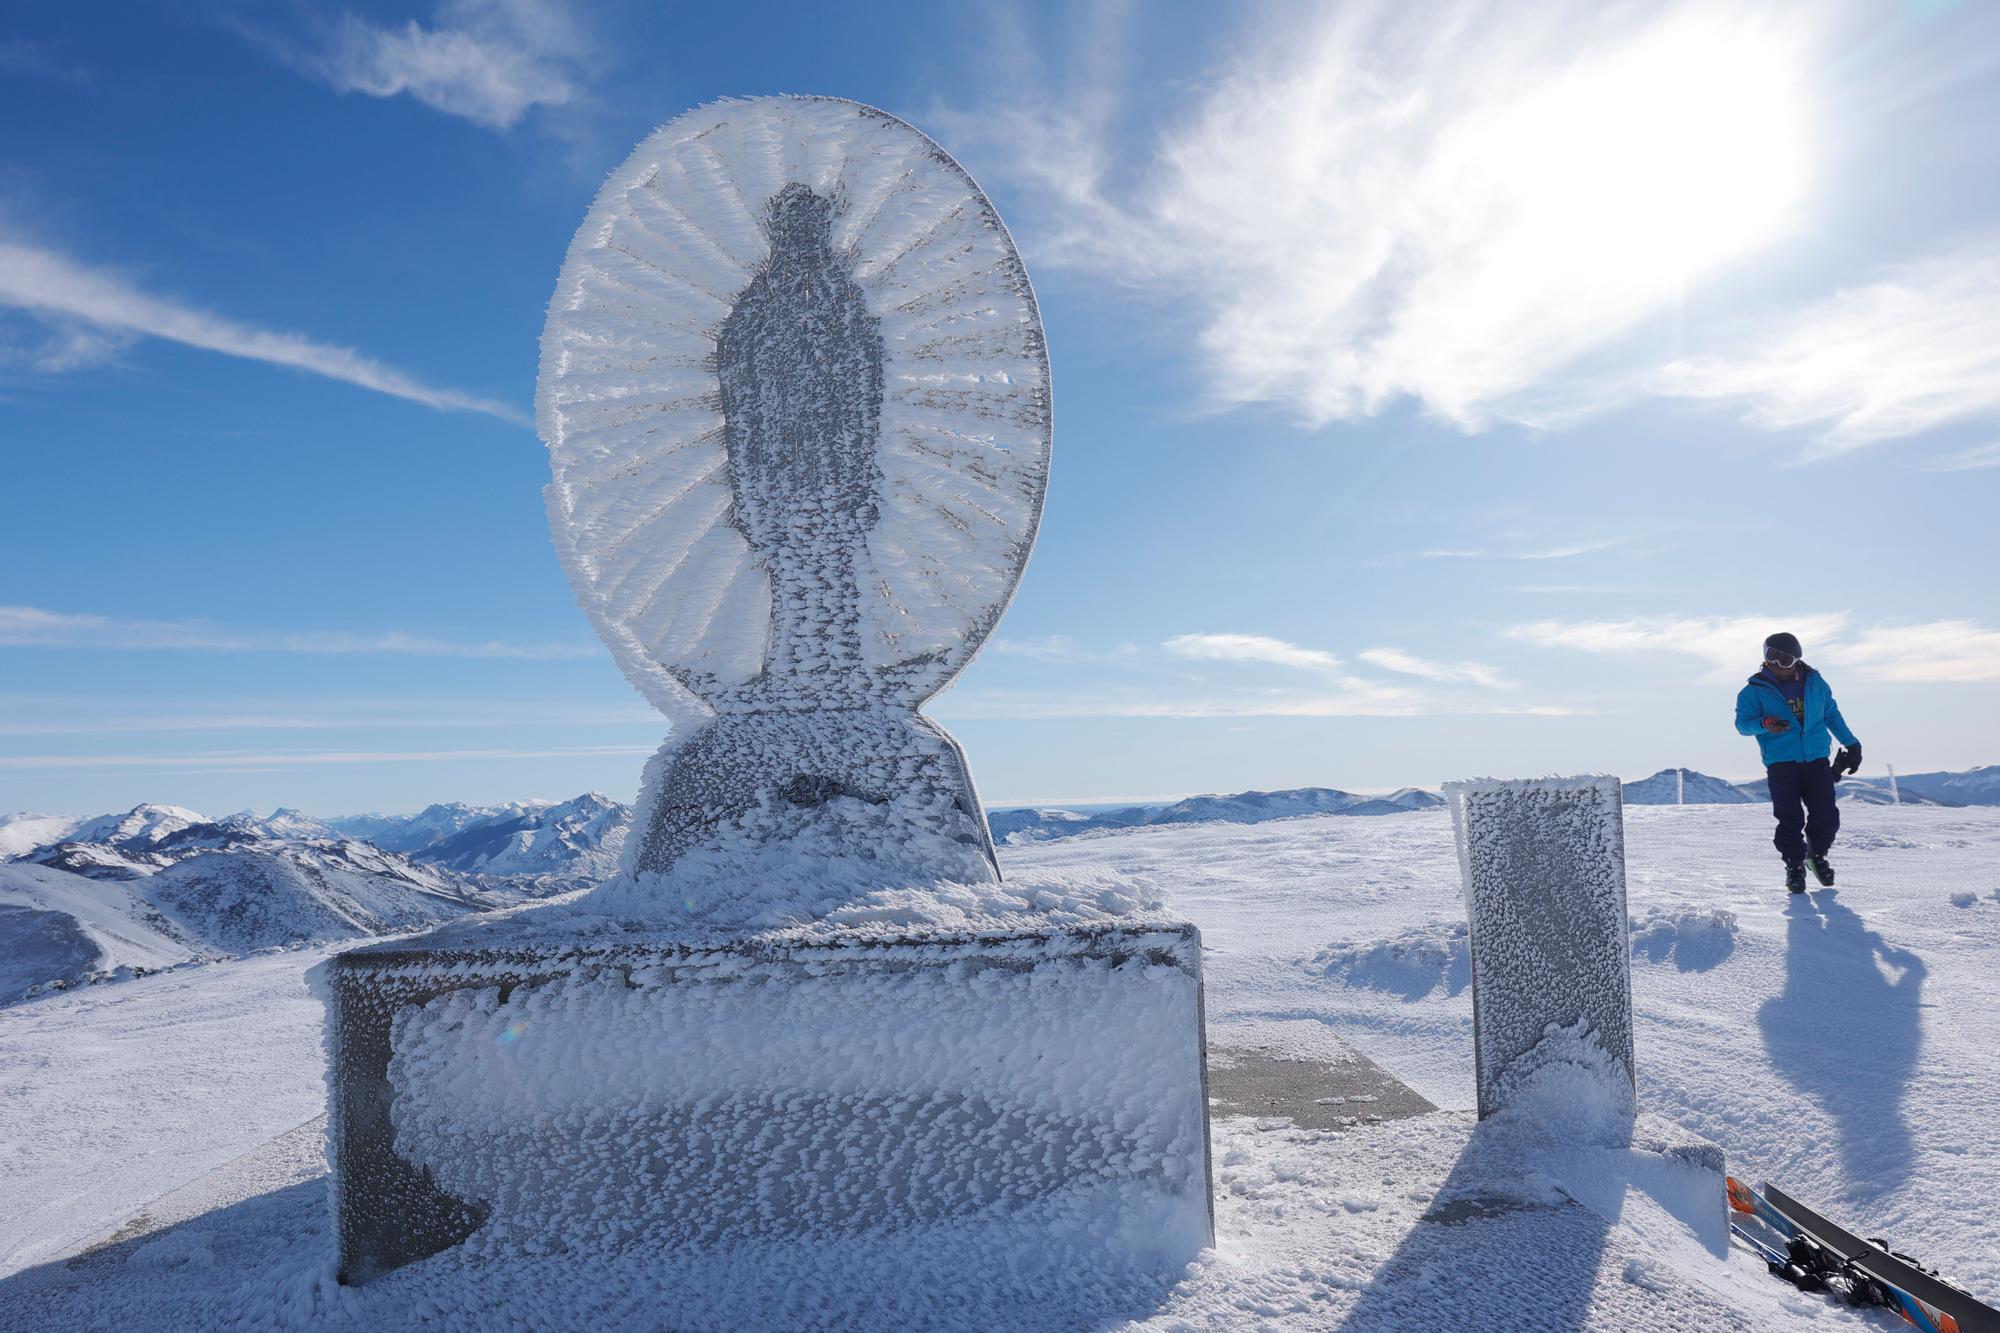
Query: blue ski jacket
xmin=1734 ymin=665 xmax=1859 ymax=767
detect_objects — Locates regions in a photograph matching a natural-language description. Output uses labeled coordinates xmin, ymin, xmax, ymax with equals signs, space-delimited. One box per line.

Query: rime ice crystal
xmin=320 ymin=918 xmax=1210 ymax=1282
xmin=321 ymin=95 xmax=1210 ymax=1286
xmin=538 ymin=95 xmax=1053 ymax=901
xmin=1446 ymin=775 xmax=1636 ymax=1124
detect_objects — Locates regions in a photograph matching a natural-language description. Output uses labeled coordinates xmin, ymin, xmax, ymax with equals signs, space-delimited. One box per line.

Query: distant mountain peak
xmin=1622 ymin=769 xmax=1756 ymax=805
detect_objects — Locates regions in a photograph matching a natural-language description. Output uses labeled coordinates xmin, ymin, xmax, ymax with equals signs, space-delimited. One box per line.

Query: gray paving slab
xmin=1206 ymin=1044 xmax=1436 ymax=1131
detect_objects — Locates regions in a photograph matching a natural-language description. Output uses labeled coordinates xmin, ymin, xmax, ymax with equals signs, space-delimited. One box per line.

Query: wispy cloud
xmin=1654 ymin=238 xmax=2000 ymax=453
xmin=0 ymin=696 xmax=654 ymax=737
xmin=1930 ymin=440 xmax=2000 ymax=472
xmin=938 ymin=687 xmax=1572 ymax=721
xmin=1841 ymin=621 xmax=2000 ymax=684
xmin=940 ymin=628 xmax=1557 ymax=720
xmin=0 ymin=238 xmax=528 ymax=423
xmin=1413 ymin=537 xmax=1630 ymax=562
xmin=990 ymin=635 xmax=1099 ymax=663
xmin=1358 ymin=648 xmax=1510 ymax=688
xmin=1163 ymin=632 xmax=1344 ymax=675
xmin=1508 ymin=611 xmax=2000 ymax=684
xmin=0 ymin=606 xmax=595 ymax=660
xmin=949 ymin=1 xmax=1819 ymax=429
xmin=0 ymin=744 xmax=651 ymax=774
xmin=1506 ymin=613 xmax=1852 ymax=676
xmin=268 ymin=0 xmax=586 ymax=131
xmin=0 ymin=38 xmax=93 ymax=86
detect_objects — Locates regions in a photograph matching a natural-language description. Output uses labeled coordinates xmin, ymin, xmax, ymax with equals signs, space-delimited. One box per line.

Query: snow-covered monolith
xmin=321 ymin=96 xmax=1210 ymax=1286
xmin=1445 ymin=776 xmax=1635 ymax=1126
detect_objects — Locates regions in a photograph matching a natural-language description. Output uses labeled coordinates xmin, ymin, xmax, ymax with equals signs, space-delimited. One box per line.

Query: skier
xmin=1734 ymin=632 xmax=1862 ymax=893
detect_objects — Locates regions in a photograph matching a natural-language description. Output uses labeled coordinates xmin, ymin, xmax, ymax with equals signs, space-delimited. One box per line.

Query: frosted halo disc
xmin=537 ymin=95 xmax=1052 ymax=727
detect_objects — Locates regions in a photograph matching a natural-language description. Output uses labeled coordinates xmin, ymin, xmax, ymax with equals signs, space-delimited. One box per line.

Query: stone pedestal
xmin=315 ymin=914 xmax=1213 ymax=1284
xmin=1446 ymin=776 xmax=1635 ymax=1121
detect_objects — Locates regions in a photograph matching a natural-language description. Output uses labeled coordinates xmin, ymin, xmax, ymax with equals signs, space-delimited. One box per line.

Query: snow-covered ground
xmin=1 ymin=803 xmax=1995 ymax=1329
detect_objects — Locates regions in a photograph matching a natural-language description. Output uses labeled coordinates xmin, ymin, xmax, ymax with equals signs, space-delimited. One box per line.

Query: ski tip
xmin=1727 ymin=1177 xmax=1756 ymax=1215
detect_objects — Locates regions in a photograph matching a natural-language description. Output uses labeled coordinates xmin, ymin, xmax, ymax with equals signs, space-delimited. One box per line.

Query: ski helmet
xmin=1763 ymin=631 xmax=1803 ymax=663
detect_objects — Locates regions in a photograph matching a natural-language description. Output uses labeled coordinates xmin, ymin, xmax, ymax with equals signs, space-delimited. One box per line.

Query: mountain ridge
xmin=6 ymin=764 xmax=1989 ymax=1003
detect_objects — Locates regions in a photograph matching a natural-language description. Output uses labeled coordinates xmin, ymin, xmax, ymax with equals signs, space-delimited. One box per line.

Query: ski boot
xmin=1785 ymin=861 xmax=1807 ymax=893
xmin=1807 ymin=854 xmax=1835 ymax=887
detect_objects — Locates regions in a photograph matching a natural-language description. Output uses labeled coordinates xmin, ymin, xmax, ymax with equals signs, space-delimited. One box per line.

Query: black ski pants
xmin=1766 ymin=758 xmax=1839 ymax=864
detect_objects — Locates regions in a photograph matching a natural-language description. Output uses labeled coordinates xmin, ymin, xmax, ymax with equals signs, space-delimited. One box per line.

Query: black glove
xmin=1830 ymin=744 xmax=1862 ymax=780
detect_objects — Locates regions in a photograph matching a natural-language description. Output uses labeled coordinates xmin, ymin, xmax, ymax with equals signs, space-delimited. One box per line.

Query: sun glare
xmin=1470 ymin=13 xmax=1811 ymax=290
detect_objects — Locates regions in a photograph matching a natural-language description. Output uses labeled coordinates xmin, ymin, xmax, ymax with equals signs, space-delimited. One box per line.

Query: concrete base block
xmin=315 ymin=916 xmax=1213 ymax=1284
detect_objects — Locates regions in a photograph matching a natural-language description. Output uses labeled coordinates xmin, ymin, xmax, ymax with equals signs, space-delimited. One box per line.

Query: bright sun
xmin=1467 ymin=11 xmax=1812 ymax=291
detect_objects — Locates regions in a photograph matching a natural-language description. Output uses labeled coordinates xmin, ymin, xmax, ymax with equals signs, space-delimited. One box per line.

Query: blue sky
xmin=3 ymin=0 xmax=1998 ymax=818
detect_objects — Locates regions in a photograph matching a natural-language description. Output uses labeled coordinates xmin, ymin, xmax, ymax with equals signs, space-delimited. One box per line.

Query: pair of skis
xmin=1728 ymin=1176 xmax=1998 ymax=1332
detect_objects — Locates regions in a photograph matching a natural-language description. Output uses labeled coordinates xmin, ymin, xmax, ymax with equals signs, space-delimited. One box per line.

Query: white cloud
xmin=0 ymin=696 xmax=655 ymax=736
xmin=0 ymin=239 xmax=528 ymax=423
xmin=1163 ymin=632 xmax=1344 ymax=675
xmin=937 ymin=686 xmax=1575 ymax=721
xmin=1654 ymin=239 xmax=2000 ymax=453
xmin=1506 ymin=613 xmax=1852 ymax=675
xmin=951 ymin=1 xmax=1819 ymax=429
xmin=1414 ymin=537 xmax=1629 ymax=561
xmin=1508 ymin=612 xmax=2000 ymax=684
xmin=1358 ymin=648 xmax=1510 ymax=688
xmin=308 ymin=0 xmax=584 ymax=131
xmin=1930 ymin=440 xmax=2000 ymax=472
xmin=0 ymin=311 xmax=137 ymax=372
xmin=0 ymin=744 xmax=651 ymax=773
xmin=990 ymin=635 xmax=1093 ymax=662
xmin=0 ymin=606 xmax=595 ymax=660
xmin=1841 ymin=621 xmax=2000 ymax=684
xmin=939 ymin=628 xmax=1551 ymax=719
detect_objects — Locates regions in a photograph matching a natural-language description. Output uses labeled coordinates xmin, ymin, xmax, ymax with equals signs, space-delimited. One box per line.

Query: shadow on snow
xmin=1757 ymin=889 xmax=1927 ymax=1195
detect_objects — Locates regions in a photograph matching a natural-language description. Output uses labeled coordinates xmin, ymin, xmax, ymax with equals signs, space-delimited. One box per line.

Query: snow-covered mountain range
xmin=5 ymin=764 xmax=1991 ymax=1004
xmin=991 ymin=764 xmax=1985 ymax=845
xmin=990 ymin=787 xmax=1444 ymax=844
xmin=0 ymin=796 xmax=630 ymax=1008
xmin=330 ymin=793 xmax=627 ymax=881
xmin=1621 ymin=769 xmax=1758 ymax=805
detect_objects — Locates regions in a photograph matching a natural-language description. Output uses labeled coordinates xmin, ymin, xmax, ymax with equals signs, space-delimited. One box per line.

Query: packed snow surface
xmin=3 ymin=804 xmax=1997 ymax=1328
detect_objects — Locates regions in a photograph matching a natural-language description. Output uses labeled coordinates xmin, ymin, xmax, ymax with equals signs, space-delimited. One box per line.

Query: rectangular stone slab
xmin=315 ymin=920 xmax=1213 ymax=1285
xmin=1446 ymin=776 xmax=1635 ymax=1120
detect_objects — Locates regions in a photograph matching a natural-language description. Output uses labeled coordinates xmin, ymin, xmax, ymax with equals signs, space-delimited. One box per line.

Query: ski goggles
xmin=1763 ymin=648 xmax=1799 ymax=669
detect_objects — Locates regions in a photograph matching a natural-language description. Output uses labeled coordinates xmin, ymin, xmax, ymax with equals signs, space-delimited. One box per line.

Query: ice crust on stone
xmin=365 ymin=858 xmax=1175 ymax=954
xmin=537 ymin=95 xmax=1053 ymax=906
xmin=1487 ymin=1018 xmax=1640 ymax=1147
xmin=377 ymin=935 xmax=1210 ymax=1257
xmin=1446 ymin=774 xmax=1635 ymax=1120
xmin=538 ymin=95 xmax=1049 ymax=720
xmin=316 ymin=898 xmax=1212 ymax=1284
xmin=310 ymin=95 xmax=1211 ymax=1291
xmin=581 ymin=786 xmax=1164 ymax=932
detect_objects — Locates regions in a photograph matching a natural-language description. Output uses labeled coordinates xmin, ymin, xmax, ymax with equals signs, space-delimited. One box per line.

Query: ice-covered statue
xmin=317 ymin=99 xmax=1209 ymax=1302
xmin=540 ymin=97 xmax=1047 ymax=914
